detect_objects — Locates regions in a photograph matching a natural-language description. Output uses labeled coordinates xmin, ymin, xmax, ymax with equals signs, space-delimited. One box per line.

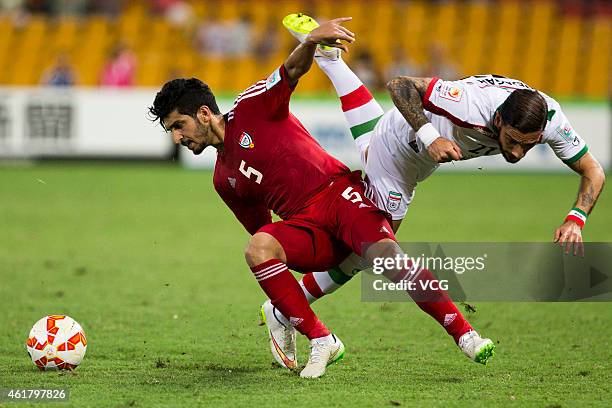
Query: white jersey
xmin=365 ymin=74 xmax=588 ymax=220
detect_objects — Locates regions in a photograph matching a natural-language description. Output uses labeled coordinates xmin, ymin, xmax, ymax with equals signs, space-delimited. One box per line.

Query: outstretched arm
xmin=283 ymin=17 xmax=355 ymax=87
xmin=387 ymin=76 xmax=462 ymax=162
xmin=554 ymin=152 xmax=605 ymax=255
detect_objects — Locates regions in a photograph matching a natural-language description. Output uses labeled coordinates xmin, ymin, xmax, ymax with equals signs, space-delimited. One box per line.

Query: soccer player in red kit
xmin=149 ymin=18 xmax=489 ymax=378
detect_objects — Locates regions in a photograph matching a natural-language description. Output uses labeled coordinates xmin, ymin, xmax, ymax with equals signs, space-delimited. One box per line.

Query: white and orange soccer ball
xmin=26 ymin=315 xmax=87 ymax=370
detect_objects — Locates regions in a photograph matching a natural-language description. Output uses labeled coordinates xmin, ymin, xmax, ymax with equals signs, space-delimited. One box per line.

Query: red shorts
xmin=258 ymin=171 xmax=395 ymax=272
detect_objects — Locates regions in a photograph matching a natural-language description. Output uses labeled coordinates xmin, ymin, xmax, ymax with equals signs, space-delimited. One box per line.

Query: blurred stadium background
xmin=1 ymin=3 xmax=610 ymax=405
xmin=0 ymin=0 xmax=610 ymax=94
xmin=0 ymin=0 xmax=609 ymax=168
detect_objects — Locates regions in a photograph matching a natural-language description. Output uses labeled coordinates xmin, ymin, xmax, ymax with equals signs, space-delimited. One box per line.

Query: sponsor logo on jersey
xmin=556 ymin=123 xmax=574 ymax=144
xmin=387 ymin=191 xmax=402 ymax=212
xmin=572 ymin=136 xmax=580 ymax=146
xmin=440 ymin=84 xmax=464 ymax=102
xmin=238 ymin=132 xmax=254 ymax=149
xmin=266 ymin=68 xmax=281 ymax=90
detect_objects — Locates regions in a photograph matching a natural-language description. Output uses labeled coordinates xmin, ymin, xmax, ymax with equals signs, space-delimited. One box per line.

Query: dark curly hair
xmin=148 ymin=78 xmax=220 ymax=130
xmin=499 ymin=89 xmax=548 ymax=133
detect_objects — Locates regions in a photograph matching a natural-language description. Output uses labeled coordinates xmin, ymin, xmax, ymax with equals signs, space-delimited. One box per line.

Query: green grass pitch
xmin=0 ymin=163 xmax=610 ymax=407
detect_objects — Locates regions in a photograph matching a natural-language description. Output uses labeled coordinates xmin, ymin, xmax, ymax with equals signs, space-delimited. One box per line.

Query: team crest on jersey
xmin=440 ymin=84 xmax=464 ymax=102
xmin=239 ymin=132 xmax=254 ymax=149
xmin=266 ymin=68 xmax=281 ymax=90
xmin=387 ymin=191 xmax=402 ymax=212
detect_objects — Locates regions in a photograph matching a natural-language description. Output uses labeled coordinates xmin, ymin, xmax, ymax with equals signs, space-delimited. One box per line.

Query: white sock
xmin=312 ymin=333 xmax=335 ymax=345
xmin=299 ymin=268 xmax=354 ymax=304
xmin=315 ymin=57 xmax=363 ymax=96
xmin=273 ymin=269 xmax=354 ymax=327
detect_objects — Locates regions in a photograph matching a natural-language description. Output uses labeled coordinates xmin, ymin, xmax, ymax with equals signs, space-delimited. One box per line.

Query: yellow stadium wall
xmin=0 ymin=0 xmax=609 ymax=99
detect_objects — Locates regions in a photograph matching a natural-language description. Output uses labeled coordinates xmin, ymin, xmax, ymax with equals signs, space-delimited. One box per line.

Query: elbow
xmin=586 ymin=166 xmax=606 ymax=188
xmin=283 ymin=64 xmax=306 ymax=86
xmin=387 ymin=76 xmax=412 ymax=89
xmin=283 ymin=63 xmax=298 ymax=80
xmin=592 ymin=161 xmax=606 ymax=186
xmin=600 ymin=169 xmax=606 ymax=189
xmin=386 ymin=76 xmax=416 ymax=101
xmin=580 ymin=153 xmax=606 ymax=187
xmin=586 ymin=164 xmax=606 ymax=194
xmin=386 ymin=77 xmax=403 ymax=92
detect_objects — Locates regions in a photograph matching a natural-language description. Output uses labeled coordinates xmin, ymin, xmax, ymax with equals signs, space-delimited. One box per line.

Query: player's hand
xmin=426 ymin=137 xmax=463 ymax=163
xmin=305 ymin=17 xmax=355 ymax=53
xmin=553 ymin=220 xmax=584 ymax=257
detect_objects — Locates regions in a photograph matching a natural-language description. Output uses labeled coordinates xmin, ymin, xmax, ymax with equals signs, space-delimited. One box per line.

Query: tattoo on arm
xmin=570 ymin=153 xmax=605 ymax=215
xmin=387 ymin=77 xmax=432 ymax=131
xmin=577 ymin=178 xmax=598 ymax=212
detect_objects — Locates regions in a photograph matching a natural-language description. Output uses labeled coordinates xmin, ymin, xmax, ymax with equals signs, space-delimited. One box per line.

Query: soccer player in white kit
xmin=260 ymin=13 xmax=606 ymax=370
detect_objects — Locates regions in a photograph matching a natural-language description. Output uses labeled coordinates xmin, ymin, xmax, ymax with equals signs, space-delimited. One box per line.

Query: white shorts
xmin=363 ymin=119 xmax=438 ymax=221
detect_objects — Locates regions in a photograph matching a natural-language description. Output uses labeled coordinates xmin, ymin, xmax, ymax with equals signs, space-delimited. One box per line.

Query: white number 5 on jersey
xmin=239 ymin=160 xmax=263 ymax=184
xmin=341 ymin=186 xmax=363 ymax=203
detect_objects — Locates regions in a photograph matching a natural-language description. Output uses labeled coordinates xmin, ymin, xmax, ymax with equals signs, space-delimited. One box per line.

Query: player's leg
xmin=286 ymin=124 xmax=421 ymax=313
xmin=292 ymin=152 xmax=419 ymax=307
xmin=266 ymin=265 xmax=357 ymax=317
xmin=328 ymin=176 xmax=495 ymax=364
xmin=253 ymin=222 xmax=347 ymax=377
xmin=245 ymin=231 xmax=329 ymax=364
xmin=298 ymin=254 xmax=363 ymax=303
xmin=347 ymin=154 xmax=494 ymax=360
xmin=278 ymin=13 xmax=391 ymax=306
xmin=265 ymin=267 xmax=354 ymax=325
xmin=285 ymin=150 xmax=418 ymax=313
xmin=283 ymin=13 xmax=384 ymax=167
xmin=363 ymin=238 xmax=495 ymax=363
xmin=260 ymin=257 xmax=358 ymax=368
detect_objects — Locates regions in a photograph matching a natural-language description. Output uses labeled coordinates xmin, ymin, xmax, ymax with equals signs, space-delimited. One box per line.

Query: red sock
xmin=251 ymin=259 xmax=330 ymax=340
xmin=393 ymin=267 xmax=473 ymax=343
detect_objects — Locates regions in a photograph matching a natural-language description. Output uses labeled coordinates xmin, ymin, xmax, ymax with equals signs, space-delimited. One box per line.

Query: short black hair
xmin=498 ymin=89 xmax=548 ymax=133
xmin=148 ymin=78 xmax=220 ymax=129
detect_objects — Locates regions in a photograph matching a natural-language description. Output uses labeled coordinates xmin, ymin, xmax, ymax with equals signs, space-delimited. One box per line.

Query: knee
xmin=244 ymin=232 xmax=285 ymax=267
xmin=364 ymin=238 xmax=401 ymax=262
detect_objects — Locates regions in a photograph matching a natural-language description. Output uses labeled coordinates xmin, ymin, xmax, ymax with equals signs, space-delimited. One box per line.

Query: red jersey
xmin=213 ymin=65 xmax=350 ymax=235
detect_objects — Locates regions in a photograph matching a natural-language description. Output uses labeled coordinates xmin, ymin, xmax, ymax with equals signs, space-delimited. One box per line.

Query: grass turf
xmin=0 ymin=163 xmax=610 ymax=407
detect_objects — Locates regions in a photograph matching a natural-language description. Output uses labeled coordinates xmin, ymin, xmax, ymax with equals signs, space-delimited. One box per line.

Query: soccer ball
xmin=26 ymin=315 xmax=87 ymax=370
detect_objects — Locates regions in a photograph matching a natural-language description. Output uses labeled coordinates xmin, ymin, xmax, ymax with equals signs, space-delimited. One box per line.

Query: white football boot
xmin=300 ymin=334 xmax=345 ymax=378
xmin=282 ymin=13 xmax=341 ymax=61
xmin=458 ymin=330 xmax=495 ymax=365
xmin=259 ymin=300 xmax=297 ymax=369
